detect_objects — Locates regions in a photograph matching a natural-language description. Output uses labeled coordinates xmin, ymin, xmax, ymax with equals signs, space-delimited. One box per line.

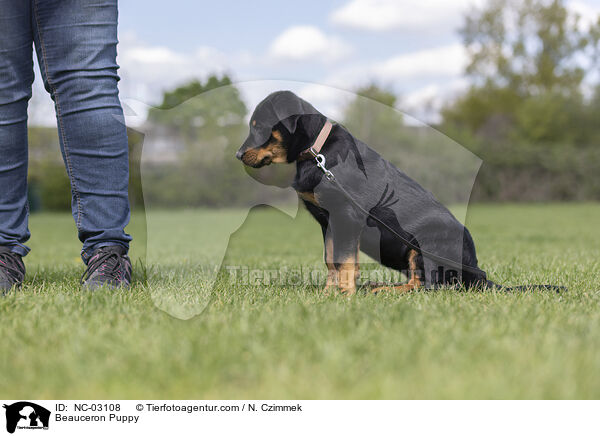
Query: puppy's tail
xmin=486 ymin=280 xmax=566 ymax=293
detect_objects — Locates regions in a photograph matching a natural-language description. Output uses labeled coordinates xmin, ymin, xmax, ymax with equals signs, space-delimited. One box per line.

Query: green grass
xmin=1 ymin=204 xmax=599 ymax=399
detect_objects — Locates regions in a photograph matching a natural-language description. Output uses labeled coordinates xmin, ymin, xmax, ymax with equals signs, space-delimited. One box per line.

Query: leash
xmin=305 ymin=121 xmax=487 ymax=278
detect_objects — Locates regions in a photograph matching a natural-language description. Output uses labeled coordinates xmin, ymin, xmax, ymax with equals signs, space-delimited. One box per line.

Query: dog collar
xmin=299 ymin=120 xmax=333 ymax=160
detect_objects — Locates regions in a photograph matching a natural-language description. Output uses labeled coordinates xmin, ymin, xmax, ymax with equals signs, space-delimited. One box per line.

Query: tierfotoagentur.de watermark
xmin=224 ymin=264 xmax=414 ymax=287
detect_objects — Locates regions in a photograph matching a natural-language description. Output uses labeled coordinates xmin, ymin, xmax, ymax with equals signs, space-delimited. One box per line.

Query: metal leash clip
xmin=308 ymin=147 xmax=334 ymax=180
xmin=314 ymin=153 xmax=334 ymax=181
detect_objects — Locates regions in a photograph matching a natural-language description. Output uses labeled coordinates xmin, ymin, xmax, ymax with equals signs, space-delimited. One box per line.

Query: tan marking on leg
xmin=371 ymin=249 xmax=422 ymax=294
xmin=355 ymin=241 xmax=361 ymax=284
xmin=407 ymin=249 xmax=421 ymax=282
xmin=338 ymin=255 xmax=357 ymax=296
xmin=323 ymin=235 xmax=337 ymax=293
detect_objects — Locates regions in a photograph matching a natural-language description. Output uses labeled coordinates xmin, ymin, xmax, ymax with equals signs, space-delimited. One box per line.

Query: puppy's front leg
xmin=329 ymin=212 xmax=363 ymax=296
xmin=371 ymin=249 xmax=423 ymax=294
xmin=323 ymin=231 xmax=337 ymax=292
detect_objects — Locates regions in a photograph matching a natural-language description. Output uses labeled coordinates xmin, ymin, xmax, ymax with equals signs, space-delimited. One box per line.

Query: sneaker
xmin=0 ymin=246 xmax=25 ymax=291
xmin=81 ymin=245 xmax=132 ymax=290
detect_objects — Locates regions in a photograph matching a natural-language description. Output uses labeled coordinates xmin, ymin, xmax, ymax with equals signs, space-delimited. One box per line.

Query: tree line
xmin=27 ymin=0 xmax=599 ymax=210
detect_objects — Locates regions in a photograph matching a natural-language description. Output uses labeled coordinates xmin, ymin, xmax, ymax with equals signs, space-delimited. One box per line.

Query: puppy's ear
xmin=280 ymin=114 xmax=301 ymax=134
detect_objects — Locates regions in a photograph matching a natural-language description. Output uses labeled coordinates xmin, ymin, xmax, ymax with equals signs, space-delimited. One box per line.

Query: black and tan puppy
xmin=236 ymin=91 xmax=558 ymax=295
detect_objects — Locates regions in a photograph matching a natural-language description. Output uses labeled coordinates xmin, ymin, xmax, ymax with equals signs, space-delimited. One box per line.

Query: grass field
xmin=1 ymin=203 xmax=599 ymax=399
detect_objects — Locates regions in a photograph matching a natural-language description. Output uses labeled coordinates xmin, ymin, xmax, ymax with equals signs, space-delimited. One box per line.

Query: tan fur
xmin=355 ymin=242 xmax=361 ymax=283
xmin=323 ymin=236 xmax=336 ymax=291
xmin=298 ymin=191 xmax=318 ymax=206
xmin=338 ymin=255 xmax=357 ymax=296
xmin=371 ymin=249 xmax=422 ymax=294
xmin=240 ymin=129 xmax=287 ymax=166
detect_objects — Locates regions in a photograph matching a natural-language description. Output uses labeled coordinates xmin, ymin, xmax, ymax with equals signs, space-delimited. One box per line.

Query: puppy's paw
xmin=321 ymin=285 xmax=334 ymax=295
xmin=338 ymin=287 xmax=356 ymax=296
xmin=371 ymin=284 xmax=415 ymax=295
xmin=371 ymin=286 xmax=389 ymax=295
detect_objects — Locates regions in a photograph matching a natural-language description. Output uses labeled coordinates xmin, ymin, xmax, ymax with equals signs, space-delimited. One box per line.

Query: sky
xmin=28 ymin=0 xmax=600 ymax=126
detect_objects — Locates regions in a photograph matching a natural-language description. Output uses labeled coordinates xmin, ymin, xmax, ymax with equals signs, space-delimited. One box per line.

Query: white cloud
xmin=28 ymin=79 xmax=56 ymax=126
xmin=268 ymin=25 xmax=352 ymax=62
xmin=295 ymin=83 xmax=356 ymax=120
xmin=274 ymin=44 xmax=470 ymax=124
xmin=403 ymin=78 xmax=469 ymax=124
xmin=28 ymin=32 xmax=239 ymax=126
xmin=371 ymin=44 xmax=467 ymax=80
xmin=331 ymin=0 xmax=485 ymax=33
xmin=332 ymin=0 xmax=600 ymax=35
xmin=28 ymin=29 xmax=472 ymax=127
xmin=117 ymin=32 xmax=231 ymax=104
xmin=309 ymin=43 xmax=467 ymax=92
xmin=121 ymin=46 xmax=185 ymax=65
xmin=567 ymin=0 xmax=600 ymax=30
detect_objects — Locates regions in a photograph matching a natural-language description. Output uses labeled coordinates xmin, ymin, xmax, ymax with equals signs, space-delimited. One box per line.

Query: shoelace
xmin=80 ymin=249 xmax=126 ymax=284
xmin=0 ymin=251 xmax=25 ymax=282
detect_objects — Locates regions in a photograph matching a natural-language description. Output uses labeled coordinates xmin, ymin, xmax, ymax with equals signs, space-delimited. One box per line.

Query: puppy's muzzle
xmin=238 ymin=148 xmax=272 ymax=168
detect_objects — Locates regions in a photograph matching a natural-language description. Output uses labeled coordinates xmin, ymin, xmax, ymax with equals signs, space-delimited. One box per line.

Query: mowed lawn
xmin=1 ymin=203 xmax=599 ymax=399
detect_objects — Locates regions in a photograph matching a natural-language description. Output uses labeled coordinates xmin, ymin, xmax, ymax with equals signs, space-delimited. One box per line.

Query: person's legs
xmin=31 ymin=0 xmax=132 ymax=263
xmin=0 ymin=0 xmax=34 ymax=257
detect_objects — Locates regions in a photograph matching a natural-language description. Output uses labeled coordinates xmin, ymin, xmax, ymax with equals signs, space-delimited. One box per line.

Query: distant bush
xmin=28 ymin=126 xmax=145 ymax=212
xmin=26 ymin=71 xmax=600 ymax=211
xmin=438 ymin=0 xmax=600 ymax=201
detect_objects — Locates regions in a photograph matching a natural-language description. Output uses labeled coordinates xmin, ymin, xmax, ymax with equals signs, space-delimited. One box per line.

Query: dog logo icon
xmin=3 ymin=402 xmax=50 ymax=434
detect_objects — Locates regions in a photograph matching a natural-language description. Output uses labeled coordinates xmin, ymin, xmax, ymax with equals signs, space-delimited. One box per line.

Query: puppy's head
xmin=236 ymin=91 xmax=326 ymax=168
xmin=236 ymin=123 xmax=289 ymax=168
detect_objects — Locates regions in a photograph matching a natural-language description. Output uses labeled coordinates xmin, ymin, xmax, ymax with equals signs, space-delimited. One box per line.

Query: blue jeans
xmin=0 ymin=0 xmax=131 ymax=262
